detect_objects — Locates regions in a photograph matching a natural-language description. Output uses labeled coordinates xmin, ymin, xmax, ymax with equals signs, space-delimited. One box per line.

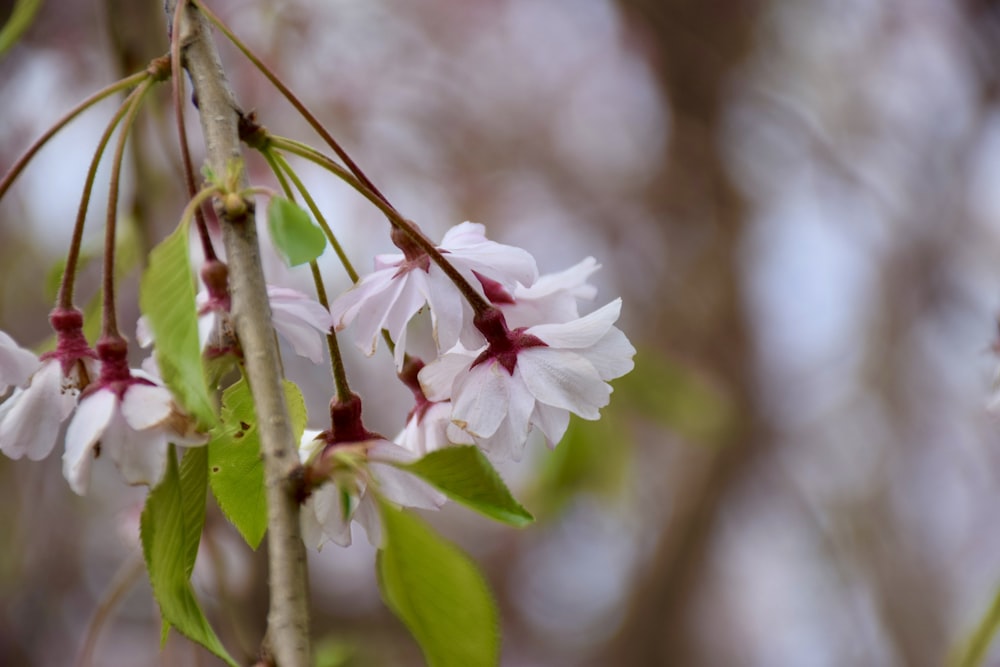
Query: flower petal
xmin=583 ymin=326 xmax=636 ymax=381
xmin=354 ymin=493 xmax=383 ymax=547
xmin=313 ymin=483 xmax=352 ymax=548
xmin=121 ymin=383 xmax=173 ymax=430
xmin=518 ymin=348 xmax=609 ymax=420
xmin=532 ymin=402 xmax=571 ymax=447
xmin=528 ymin=299 xmax=621 ymax=350
xmin=111 ymin=421 xmax=169 ymax=487
xmin=418 ymin=348 xmax=476 ymax=402
xmin=63 ymin=389 xmax=117 ymax=495
xmin=0 ymin=361 xmax=76 ymax=461
xmin=479 ymin=368 xmax=536 ymax=461
xmin=0 ymin=331 xmax=40 ymax=392
xmin=450 ymin=362 xmax=510 ymax=439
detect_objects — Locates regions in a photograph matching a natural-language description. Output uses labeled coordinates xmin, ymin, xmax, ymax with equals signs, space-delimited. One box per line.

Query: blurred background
xmin=3 ymin=0 xmax=1000 ymax=665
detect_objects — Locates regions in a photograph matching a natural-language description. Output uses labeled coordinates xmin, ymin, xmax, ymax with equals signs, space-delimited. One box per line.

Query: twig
xmin=164 ymin=2 xmax=311 ymax=665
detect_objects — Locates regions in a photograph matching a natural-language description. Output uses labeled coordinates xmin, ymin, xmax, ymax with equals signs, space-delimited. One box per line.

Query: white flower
xmin=420 ymin=299 xmax=635 ymax=460
xmin=299 ymin=435 xmax=446 ymax=549
xmin=0 ymin=313 xmax=99 ymax=462
xmin=63 ymin=378 xmax=207 ymax=495
xmin=330 ymin=222 xmax=538 ymax=369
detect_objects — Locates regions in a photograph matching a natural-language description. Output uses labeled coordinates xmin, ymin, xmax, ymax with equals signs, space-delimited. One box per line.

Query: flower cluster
xmin=0 ymin=309 xmax=206 ymax=494
xmin=333 ymin=223 xmax=635 ymax=462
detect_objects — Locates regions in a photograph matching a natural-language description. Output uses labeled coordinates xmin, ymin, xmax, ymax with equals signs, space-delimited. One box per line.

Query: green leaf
xmin=399 ymin=446 xmax=532 ymax=527
xmin=268 ymin=197 xmax=326 ymax=266
xmin=377 ymin=502 xmax=499 ymax=667
xmin=179 ymin=447 xmax=208 ymax=578
xmin=140 ymin=447 xmax=237 ymax=666
xmin=208 ymin=375 xmax=307 ymax=549
xmin=139 ymin=220 xmax=215 ymax=428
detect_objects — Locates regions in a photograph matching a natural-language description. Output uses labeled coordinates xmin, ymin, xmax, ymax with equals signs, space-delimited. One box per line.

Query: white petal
xmin=450 ymin=362 xmax=510 ymax=439
xmin=532 ymin=403 xmax=571 ymax=447
xmin=439 ymin=221 xmax=487 ymax=248
xmin=352 ymin=273 xmax=412 ymax=356
xmin=518 ymin=348 xmax=609 ymax=420
xmin=267 ymin=286 xmax=334 ymax=331
xmin=63 ymin=389 xmax=118 ymax=495
xmin=135 ymin=316 xmax=154 ymax=348
xmin=479 ymin=368 xmax=535 ymax=461
xmin=121 ymin=383 xmax=173 ymax=430
xmin=329 ymin=268 xmax=395 ymax=328
xmin=197 ymin=311 xmax=217 ymax=349
xmin=394 ymin=402 xmax=453 ymax=455
xmin=112 ymin=423 xmax=169 ymax=487
xmin=300 ymin=496 xmax=328 ymax=550
xmin=418 ymin=348 xmax=476 ymax=402
xmin=0 ymin=361 xmax=76 ymax=460
xmin=313 ymin=483 xmax=353 ymax=548
xmin=274 ymin=317 xmax=326 ymax=364
xmin=354 ymin=493 xmax=383 ymax=548
xmin=528 ymin=299 xmax=622 ymax=350
xmin=0 ymin=331 xmax=40 ymax=391
xmin=583 ymin=326 xmax=636 ymax=381
xmin=517 ymin=257 xmax=600 ymax=301
xmin=370 ymin=461 xmax=446 ymax=510
xmin=424 ymin=266 xmax=467 ymax=353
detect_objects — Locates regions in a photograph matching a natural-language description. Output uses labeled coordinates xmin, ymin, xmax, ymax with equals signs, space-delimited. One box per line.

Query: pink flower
xmin=419 ymin=300 xmax=634 ymax=460
xmin=330 ymin=222 xmax=537 ymax=369
xmin=0 ymin=309 xmax=98 ymax=461
xmin=299 ymin=434 xmax=446 ymax=549
xmin=62 ymin=338 xmax=206 ymax=495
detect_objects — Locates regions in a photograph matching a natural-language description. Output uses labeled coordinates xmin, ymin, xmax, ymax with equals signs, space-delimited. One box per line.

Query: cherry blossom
xmin=420 ymin=299 xmax=634 ymax=460
xmin=299 ymin=433 xmax=446 ymax=549
xmin=0 ymin=309 xmax=98 ymax=461
xmin=330 ymin=222 xmax=538 ymax=369
xmin=62 ymin=337 xmax=206 ymax=495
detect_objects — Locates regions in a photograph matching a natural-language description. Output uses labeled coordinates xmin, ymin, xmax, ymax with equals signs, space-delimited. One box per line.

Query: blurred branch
xmin=603 ymin=1 xmax=762 ymax=664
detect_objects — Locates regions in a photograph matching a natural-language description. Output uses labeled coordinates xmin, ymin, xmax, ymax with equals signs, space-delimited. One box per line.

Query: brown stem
xmin=167 ymin=2 xmax=311 ymax=664
xmin=101 ymin=79 xmax=153 ymax=339
xmin=58 ymin=87 xmax=142 ymax=310
xmin=0 ymin=71 xmax=148 ymax=201
xmin=170 ymin=0 xmax=216 ymax=262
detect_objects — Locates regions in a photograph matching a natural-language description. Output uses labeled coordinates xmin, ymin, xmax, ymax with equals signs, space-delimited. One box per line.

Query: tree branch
xmin=165 ymin=2 xmax=311 ymax=664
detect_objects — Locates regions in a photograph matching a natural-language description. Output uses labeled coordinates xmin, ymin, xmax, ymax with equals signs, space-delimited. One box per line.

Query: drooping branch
xmin=164 ymin=2 xmax=311 ymax=665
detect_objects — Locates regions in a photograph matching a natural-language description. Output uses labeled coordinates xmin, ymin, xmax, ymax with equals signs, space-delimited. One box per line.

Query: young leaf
xmin=139 ymin=220 xmax=215 ymax=428
xmin=208 ymin=375 xmax=307 ymax=549
xmin=268 ymin=197 xmax=326 ymax=266
xmin=377 ymin=501 xmax=500 ymax=667
xmin=140 ymin=447 xmax=236 ymax=666
xmin=398 ymin=446 xmax=532 ymax=527
xmin=179 ymin=447 xmax=208 ymax=578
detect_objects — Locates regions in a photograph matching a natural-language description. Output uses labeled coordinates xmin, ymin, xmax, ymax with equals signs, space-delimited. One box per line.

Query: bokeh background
xmin=3 ymin=0 xmax=1000 ymax=665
